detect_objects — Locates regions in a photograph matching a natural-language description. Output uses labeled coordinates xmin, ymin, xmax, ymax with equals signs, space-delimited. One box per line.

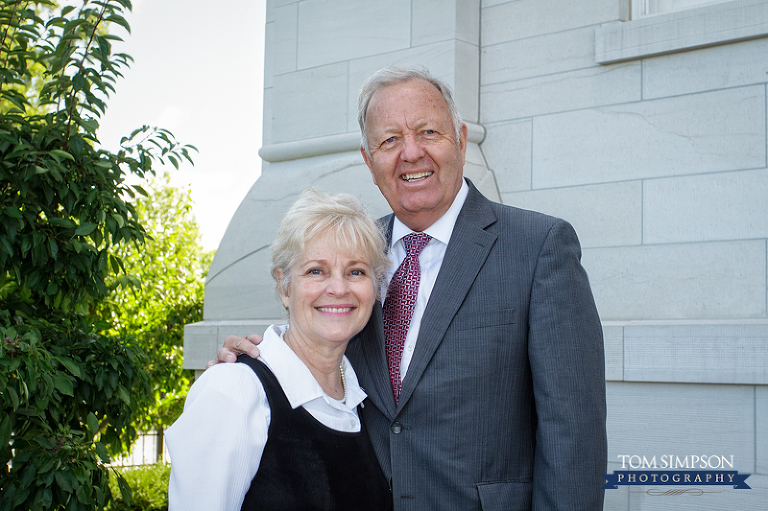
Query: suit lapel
xmin=353 ymin=215 xmax=398 ymax=418
xmin=397 ymin=182 xmax=498 ymax=409
xmin=356 ymin=303 xmax=399 ymax=418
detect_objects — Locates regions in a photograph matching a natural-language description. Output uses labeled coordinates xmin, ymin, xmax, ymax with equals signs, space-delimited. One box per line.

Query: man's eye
xmin=424 ymin=129 xmax=436 ymax=135
xmin=383 ymin=137 xmax=395 ymax=144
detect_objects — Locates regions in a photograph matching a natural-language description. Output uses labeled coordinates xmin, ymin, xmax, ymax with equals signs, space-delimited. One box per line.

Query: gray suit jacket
xmin=346 ymin=180 xmax=607 ymax=511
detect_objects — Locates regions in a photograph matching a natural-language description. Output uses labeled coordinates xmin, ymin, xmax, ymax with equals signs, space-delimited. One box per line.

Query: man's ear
xmin=361 ymin=145 xmax=377 ymax=185
xmin=458 ymin=123 xmax=468 ymax=165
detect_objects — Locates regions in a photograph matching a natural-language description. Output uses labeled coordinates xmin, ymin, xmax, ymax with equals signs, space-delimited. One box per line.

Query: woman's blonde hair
xmin=270 ymin=188 xmax=389 ymax=299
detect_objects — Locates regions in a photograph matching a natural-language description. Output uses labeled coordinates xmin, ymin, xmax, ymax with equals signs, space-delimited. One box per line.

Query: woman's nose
xmin=326 ymin=274 xmax=349 ymax=296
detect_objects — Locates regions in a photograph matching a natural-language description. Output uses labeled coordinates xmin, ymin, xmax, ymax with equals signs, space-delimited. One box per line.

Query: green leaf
xmin=53 ymin=374 xmax=74 ymax=397
xmin=8 ymin=387 xmax=20 ymax=410
xmin=54 ymin=471 xmax=74 ymax=493
xmin=86 ymin=412 xmax=99 ymax=437
xmin=0 ymin=415 xmax=12 ymax=446
xmin=94 ymin=442 xmax=110 ymax=463
xmin=117 ymin=385 xmax=131 ymax=405
xmin=4 ymin=207 xmax=23 ymax=219
xmin=115 ymin=470 xmax=133 ymax=507
xmin=48 ymin=218 xmax=76 ymax=228
xmin=54 ymin=356 xmax=81 ymax=377
xmin=74 ymin=222 xmax=97 ymax=237
xmin=49 ymin=149 xmax=75 ymax=162
xmin=35 ymin=436 xmax=56 ymax=450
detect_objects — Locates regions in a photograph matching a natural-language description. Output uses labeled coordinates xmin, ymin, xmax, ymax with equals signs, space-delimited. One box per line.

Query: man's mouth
xmin=401 ymin=171 xmax=433 ymax=182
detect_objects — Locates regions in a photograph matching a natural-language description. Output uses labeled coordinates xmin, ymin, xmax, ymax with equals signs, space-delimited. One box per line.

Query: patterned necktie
xmin=383 ymin=232 xmax=431 ymax=402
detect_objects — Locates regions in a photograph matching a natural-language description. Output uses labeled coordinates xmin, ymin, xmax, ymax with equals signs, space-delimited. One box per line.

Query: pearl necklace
xmin=339 ymin=363 xmax=346 ymax=402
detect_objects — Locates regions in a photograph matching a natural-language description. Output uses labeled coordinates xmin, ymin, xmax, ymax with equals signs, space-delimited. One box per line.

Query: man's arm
xmin=528 ymin=219 xmax=607 ymax=510
xmin=206 ymin=334 xmax=261 ymax=368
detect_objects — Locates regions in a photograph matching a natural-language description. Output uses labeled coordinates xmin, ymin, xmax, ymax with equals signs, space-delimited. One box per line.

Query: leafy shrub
xmin=107 ymin=464 xmax=171 ymax=511
xmin=0 ymin=1 xmax=194 ymax=509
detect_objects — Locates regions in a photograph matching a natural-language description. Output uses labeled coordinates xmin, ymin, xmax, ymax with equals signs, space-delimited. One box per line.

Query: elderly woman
xmin=166 ymin=189 xmax=392 ymax=511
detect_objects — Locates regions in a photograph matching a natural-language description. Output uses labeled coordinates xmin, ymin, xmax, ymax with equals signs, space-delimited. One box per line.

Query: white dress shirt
xmin=165 ymin=324 xmax=367 ymax=511
xmin=385 ymin=180 xmax=469 ymax=380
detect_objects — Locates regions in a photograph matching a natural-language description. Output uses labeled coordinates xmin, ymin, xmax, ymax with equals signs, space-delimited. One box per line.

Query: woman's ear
xmin=275 ymin=268 xmax=289 ymax=307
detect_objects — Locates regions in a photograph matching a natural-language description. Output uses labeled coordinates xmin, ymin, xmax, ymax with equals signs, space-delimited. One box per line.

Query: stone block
xmin=296 ymin=0 xmax=411 ymax=70
xmin=642 ymin=37 xmax=768 ymax=100
xmin=263 ymin=21 xmax=274 ymax=89
xmin=463 ymin=143 xmax=501 ymax=203
xmin=268 ymin=2 xmax=298 ymax=81
xmin=603 ymin=323 xmax=624 ymax=381
xmin=531 ymin=86 xmax=765 ymax=188
xmin=606 ymin=382 xmax=755 ymax=469
xmin=183 ymin=321 xmax=279 ymax=371
xmin=454 ymin=40 xmax=480 ymax=123
xmin=482 ymin=26 xmax=596 ymax=85
xmin=205 ymin=252 xmax=282 ymax=321
xmin=624 ymin=322 xmax=768 ymax=384
xmin=481 ymin=62 xmax=640 ymax=123
xmin=596 ymin=0 xmax=768 ymax=65
xmin=643 ymin=169 xmax=768 ymax=244
xmin=482 ymin=120 xmax=532 ymax=193
xmin=261 ymin=87 xmax=274 ymax=145
xmin=482 ymin=0 xmax=617 ymax=46
xmin=757 ymin=385 xmax=768 ymax=474
xmin=455 ymin=0 xmax=481 ymax=45
xmin=501 ymin=181 xmax=642 ymax=248
xmin=582 ymin=241 xmax=767 ymax=321
xmin=412 ymin=0 xmax=480 ymax=47
xmin=214 ymin=320 xmax=275 ymax=350
xmin=183 ymin=322 xmax=218 ymax=370
xmin=271 ymin=63 xmax=349 ymax=143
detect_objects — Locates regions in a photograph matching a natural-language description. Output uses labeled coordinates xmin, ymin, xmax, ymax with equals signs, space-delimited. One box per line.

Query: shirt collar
xmin=390 ymin=179 xmax=469 ymax=247
xmin=258 ymin=325 xmax=367 ymax=410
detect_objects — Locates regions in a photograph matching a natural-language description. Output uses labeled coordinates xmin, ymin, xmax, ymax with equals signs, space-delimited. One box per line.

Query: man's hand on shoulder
xmin=206 ymin=334 xmax=262 ymax=368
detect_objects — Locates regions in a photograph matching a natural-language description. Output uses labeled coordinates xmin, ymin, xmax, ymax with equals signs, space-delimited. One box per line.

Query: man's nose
xmin=400 ymin=134 xmax=425 ymax=162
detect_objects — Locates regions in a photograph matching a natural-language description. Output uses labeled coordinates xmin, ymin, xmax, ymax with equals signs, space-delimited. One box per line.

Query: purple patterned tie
xmin=383 ymin=232 xmax=431 ymax=402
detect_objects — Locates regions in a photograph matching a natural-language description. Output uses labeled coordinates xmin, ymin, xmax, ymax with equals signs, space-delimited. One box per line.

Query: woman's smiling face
xmin=280 ymin=230 xmax=376 ymax=348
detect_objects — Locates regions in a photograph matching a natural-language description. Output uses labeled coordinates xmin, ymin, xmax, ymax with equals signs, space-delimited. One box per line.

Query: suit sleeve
xmin=527 ymin=219 xmax=607 ymax=510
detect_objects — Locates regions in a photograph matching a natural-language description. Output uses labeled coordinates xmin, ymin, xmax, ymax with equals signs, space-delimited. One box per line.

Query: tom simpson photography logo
xmin=602 ymin=454 xmax=751 ymax=494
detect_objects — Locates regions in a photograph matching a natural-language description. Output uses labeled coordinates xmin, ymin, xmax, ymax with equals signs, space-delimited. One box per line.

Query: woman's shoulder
xmin=188 ymin=360 xmax=265 ymax=402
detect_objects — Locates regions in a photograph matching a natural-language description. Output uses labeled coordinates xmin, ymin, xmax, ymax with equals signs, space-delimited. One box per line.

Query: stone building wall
xmin=185 ymin=1 xmax=768 ymax=508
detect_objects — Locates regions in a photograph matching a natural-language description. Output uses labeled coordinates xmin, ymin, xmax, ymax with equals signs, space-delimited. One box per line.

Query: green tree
xmin=0 ymin=1 xmax=195 ymax=509
xmin=98 ymin=174 xmax=213 ymax=457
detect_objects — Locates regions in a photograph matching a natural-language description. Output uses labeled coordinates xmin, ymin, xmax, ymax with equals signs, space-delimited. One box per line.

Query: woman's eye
xmin=308 ymin=268 xmax=322 ymax=275
xmin=425 ymin=129 xmax=435 ymax=135
xmin=383 ymin=137 xmax=395 ymax=145
xmin=350 ymin=269 xmax=366 ymax=276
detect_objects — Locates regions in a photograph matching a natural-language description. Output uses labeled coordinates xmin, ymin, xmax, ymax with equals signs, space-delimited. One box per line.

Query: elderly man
xmin=216 ymin=67 xmax=607 ymax=510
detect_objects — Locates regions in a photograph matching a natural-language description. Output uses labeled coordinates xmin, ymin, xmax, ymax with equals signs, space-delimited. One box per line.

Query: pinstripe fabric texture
xmin=346 ymin=180 xmax=607 ymax=511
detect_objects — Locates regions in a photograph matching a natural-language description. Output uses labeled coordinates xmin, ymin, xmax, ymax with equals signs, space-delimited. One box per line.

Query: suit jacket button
xmin=391 ymin=422 xmax=402 ymax=434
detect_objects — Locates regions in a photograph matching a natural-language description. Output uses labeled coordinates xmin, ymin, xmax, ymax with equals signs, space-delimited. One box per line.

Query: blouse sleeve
xmin=166 ymin=362 xmax=270 ymax=511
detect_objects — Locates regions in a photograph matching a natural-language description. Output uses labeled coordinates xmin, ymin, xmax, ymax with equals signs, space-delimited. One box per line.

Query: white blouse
xmin=165 ymin=324 xmax=367 ymax=511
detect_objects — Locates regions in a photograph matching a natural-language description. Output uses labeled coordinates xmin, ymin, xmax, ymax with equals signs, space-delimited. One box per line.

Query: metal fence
xmin=110 ymin=429 xmax=169 ymax=467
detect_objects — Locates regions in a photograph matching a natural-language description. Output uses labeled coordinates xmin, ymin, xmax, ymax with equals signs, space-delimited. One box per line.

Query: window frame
xmin=597 ymin=0 xmax=768 ymax=64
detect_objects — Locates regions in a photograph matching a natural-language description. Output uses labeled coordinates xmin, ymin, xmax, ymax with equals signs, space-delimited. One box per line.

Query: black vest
xmin=237 ymin=355 xmax=393 ymax=511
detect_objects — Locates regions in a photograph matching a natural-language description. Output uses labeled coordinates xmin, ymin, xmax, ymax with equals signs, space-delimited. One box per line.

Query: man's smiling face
xmin=361 ymin=78 xmax=467 ymax=232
